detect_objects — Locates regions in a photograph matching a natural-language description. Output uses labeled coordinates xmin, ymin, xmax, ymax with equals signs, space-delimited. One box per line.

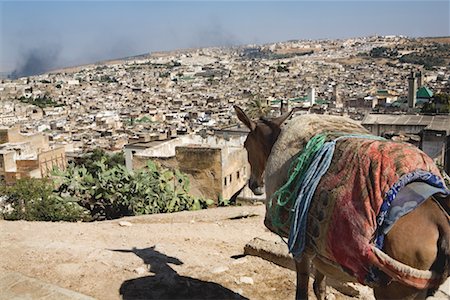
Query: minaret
xmin=280 ymin=99 xmax=289 ymax=115
xmin=408 ymin=71 xmax=417 ymax=108
xmin=333 ymin=84 xmax=343 ymax=108
xmin=307 ymin=87 xmax=316 ymax=106
xmin=416 ymin=70 xmax=423 ymax=88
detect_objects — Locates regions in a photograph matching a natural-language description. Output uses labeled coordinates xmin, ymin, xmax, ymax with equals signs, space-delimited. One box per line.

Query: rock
xmin=244 ymin=237 xmax=295 ymax=270
xmin=133 ymin=266 xmax=147 ymax=275
xmin=118 ymin=221 xmax=132 ymax=227
xmin=325 ymin=293 xmax=336 ymax=300
xmin=232 ymin=257 xmax=248 ymax=265
xmin=239 ymin=276 xmax=254 ymax=285
xmin=211 ymin=266 xmax=229 ymax=274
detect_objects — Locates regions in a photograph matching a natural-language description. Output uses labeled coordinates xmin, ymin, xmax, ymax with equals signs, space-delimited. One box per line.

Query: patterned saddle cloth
xmin=267 ymin=134 xmax=449 ymax=287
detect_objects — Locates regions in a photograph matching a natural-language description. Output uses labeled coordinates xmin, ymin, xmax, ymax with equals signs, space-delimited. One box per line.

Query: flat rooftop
xmin=362 ymin=114 xmax=450 ymax=134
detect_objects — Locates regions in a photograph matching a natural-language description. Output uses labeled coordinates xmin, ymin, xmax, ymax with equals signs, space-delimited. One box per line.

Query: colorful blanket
xmin=267 ymin=133 xmax=448 ymax=287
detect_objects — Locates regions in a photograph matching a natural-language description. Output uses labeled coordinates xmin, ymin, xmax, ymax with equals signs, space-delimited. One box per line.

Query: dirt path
xmin=0 ymin=205 xmax=446 ymax=299
xmin=0 ymin=205 xmax=301 ymax=299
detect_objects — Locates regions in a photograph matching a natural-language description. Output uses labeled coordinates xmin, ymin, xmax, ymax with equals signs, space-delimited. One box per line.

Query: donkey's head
xmin=234 ymin=106 xmax=295 ymax=195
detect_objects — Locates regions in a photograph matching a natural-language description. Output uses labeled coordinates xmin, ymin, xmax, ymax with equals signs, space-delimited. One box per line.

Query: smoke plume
xmin=10 ymin=46 xmax=61 ymax=79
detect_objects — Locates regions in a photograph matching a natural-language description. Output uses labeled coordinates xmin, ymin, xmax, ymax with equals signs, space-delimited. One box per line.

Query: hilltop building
xmin=124 ymin=133 xmax=249 ymax=203
xmin=0 ymin=126 xmax=66 ymax=184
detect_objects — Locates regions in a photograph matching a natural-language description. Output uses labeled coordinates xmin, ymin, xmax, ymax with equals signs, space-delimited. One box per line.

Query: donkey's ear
xmin=234 ymin=105 xmax=256 ymax=131
xmin=271 ymin=108 xmax=297 ymax=127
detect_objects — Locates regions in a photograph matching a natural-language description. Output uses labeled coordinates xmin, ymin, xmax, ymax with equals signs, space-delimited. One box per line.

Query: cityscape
xmin=1 ymin=1 xmax=450 ymax=298
xmin=1 ymin=35 xmax=449 ymax=192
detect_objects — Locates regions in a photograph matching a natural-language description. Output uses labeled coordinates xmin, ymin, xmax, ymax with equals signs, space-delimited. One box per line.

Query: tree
xmin=246 ymin=97 xmax=272 ymax=119
xmin=422 ymin=93 xmax=450 ymax=114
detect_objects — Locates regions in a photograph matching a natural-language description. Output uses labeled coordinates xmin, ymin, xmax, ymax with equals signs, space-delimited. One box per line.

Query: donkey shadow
xmin=112 ymin=246 xmax=247 ymax=300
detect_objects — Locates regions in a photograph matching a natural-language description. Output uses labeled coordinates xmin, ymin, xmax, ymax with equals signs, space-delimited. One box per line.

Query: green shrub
xmin=0 ymin=178 xmax=89 ymax=221
xmin=53 ymin=159 xmax=213 ymax=220
xmin=1 ymin=151 xmax=213 ymax=222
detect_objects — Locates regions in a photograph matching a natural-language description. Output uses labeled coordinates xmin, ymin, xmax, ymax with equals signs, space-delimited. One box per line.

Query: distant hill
xmin=9 ymin=35 xmax=450 ymax=78
xmin=419 ymin=36 xmax=450 ymax=44
xmin=48 ymin=52 xmax=151 ymax=75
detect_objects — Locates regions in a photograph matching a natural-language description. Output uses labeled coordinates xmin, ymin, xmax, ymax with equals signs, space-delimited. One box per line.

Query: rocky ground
xmin=0 ymin=204 xmax=448 ymax=300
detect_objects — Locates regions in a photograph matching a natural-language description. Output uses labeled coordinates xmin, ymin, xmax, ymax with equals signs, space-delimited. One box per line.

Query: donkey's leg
xmin=313 ymin=270 xmax=326 ymax=300
xmin=295 ymin=256 xmax=311 ymax=300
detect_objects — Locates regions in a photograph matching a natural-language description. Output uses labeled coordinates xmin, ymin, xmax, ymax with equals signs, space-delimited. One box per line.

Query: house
xmin=361 ymin=114 xmax=450 ymax=174
xmin=124 ymin=133 xmax=249 ymax=203
xmin=0 ymin=126 xmax=66 ymax=184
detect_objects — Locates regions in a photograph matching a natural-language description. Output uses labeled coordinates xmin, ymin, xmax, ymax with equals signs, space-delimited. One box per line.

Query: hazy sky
xmin=1 ymin=0 xmax=449 ymax=75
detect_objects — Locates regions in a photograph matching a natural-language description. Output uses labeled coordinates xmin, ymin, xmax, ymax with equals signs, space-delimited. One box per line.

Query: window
xmin=229 ymin=174 xmax=232 ymax=183
xmin=224 ymin=177 xmax=227 ymax=186
xmin=237 ymin=171 xmax=240 ymax=179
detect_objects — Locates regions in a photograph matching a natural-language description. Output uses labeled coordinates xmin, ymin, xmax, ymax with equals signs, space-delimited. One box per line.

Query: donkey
xmin=234 ymin=106 xmax=450 ymax=299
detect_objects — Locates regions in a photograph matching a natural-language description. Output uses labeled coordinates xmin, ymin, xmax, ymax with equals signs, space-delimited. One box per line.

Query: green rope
xmin=268 ymin=133 xmax=328 ymax=231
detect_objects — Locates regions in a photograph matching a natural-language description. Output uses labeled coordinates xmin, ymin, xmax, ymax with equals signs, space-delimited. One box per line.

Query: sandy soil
xmin=0 ymin=204 xmax=306 ymax=300
xmin=1 ymin=204 xmax=445 ymax=300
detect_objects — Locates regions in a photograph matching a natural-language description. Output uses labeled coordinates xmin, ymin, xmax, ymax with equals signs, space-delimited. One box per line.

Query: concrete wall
xmin=1 ymin=147 xmax=66 ymax=184
xmin=133 ymin=155 xmax=178 ymax=172
xmin=139 ymin=134 xmax=246 ymax=158
xmin=16 ymin=160 xmax=40 ymax=172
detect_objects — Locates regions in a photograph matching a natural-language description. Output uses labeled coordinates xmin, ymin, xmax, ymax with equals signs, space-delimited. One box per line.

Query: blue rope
xmin=288 ymin=134 xmax=385 ymax=257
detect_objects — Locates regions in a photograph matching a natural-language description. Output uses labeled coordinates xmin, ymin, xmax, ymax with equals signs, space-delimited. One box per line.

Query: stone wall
xmin=130 ymin=134 xmax=249 ymax=203
xmin=175 ymin=146 xmax=223 ymax=202
xmin=38 ymin=146 xmax=67 ymax=177
xmin=1 ymin=147 xmax=66 ymax=184
xmin=221 ymin=147 xmax=249 ymax=200
xmin=0 ymin=130 xmax=8 ymax=144
xmin=0 ymin=151 xmax=16 ymax=172
xmin=3 ymin=126 xmax=48 ymax=152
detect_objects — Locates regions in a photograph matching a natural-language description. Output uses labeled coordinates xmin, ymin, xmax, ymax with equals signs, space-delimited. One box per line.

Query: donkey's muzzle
xmin=248 ymin=179 xmax=264 ymax=196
